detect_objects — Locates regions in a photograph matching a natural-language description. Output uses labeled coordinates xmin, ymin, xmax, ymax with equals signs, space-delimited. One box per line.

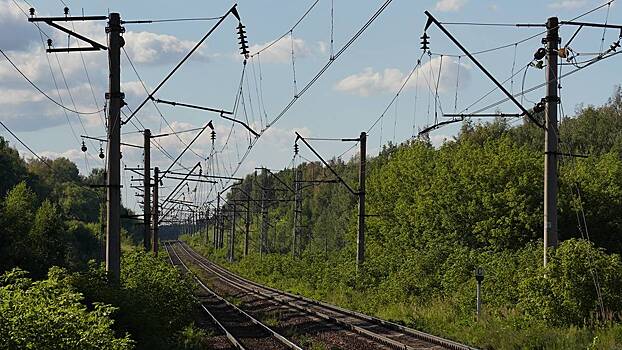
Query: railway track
xmin=173 ymin=240 xmax=477 ymax=350
xmin=163 ymin=241 xmax=303 ymax=350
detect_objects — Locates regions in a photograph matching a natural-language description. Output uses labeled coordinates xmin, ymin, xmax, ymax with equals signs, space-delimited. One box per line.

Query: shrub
xmin=0 ymin=267 xmax=133 ymax=350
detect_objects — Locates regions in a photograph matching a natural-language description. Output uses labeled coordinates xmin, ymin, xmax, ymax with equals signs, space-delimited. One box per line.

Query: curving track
xmin=164 ymin=241 xmax=303 ymax=350
xmin=172 ymin=240 xmax=478 ymax=350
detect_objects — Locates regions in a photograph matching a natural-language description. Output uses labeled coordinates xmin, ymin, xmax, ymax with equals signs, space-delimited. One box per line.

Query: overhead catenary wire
xmin=250 ymin=0 xmax=320 ymax=58
xmin=0 ymin=48 xmax=105 ymax=115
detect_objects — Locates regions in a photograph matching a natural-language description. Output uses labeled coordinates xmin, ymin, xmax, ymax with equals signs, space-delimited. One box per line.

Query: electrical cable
xmin=0 ymin=48 xmax=105 ymax=115
xmin=250 ymin=0 xmax=320 ymax=58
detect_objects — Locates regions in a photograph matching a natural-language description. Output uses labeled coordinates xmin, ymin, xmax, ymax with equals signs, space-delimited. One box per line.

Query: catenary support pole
xmin=214 ymin=193 xmax=220 ymax=249
xmin=245 ymin=193 xmax=250 ymax=256
xmin=143 ymin=129 xmax=151 ymax=251
xmin=106 ymin=13 xmax=123 ymax=282
xmin=292 ymin=169 xmax=301 ymax=258
xmin=260 ymin=170 xmax=268 ymax=258
xmin=357 ymin=132 xmax=367 ymax=272
xmin=544 ymin=16 xmax=559 ymax=266
xmin=153 ymin=167 xmax=159 ymax=255
xmin=230 ymin=202 xmax=237 ymax=262
xmin=205 ymin=207 xmax=209 ymax=246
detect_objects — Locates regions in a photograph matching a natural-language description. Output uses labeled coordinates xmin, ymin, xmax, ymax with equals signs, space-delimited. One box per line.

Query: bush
xmin=70 ymin=250 xmax=198 ymax=350
xmin=519 ymin=239 xmax=622 ymax=325
xmin=0 ymin=267 xmax=133 ymax=350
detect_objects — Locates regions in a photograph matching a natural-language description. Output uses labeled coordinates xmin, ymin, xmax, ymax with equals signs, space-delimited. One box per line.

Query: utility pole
xmin=292 ymin=169 xmax=302 ymax=258
xmin=153 ymin=167 xmax=159 ymax=255
xmin=143 ymin=129 xmax=151 ymax=251
xmin=229 ymin=202 xmax=237 ymax=262
xmin=357 ymin=132 xmax=367 ymax=271
xmin=205 ymin=206 xmax=209 ymax=246
xmin=260 ymin=170 xmax=268 ymax=258
xmin=106 ymin=13 xmax=124 ymax=281
xmin=543 ymin=16 xmax=559 ymax=267
xmin=245 ymin=192 xmax=251 ymax=256
xmin=214 ymin=195 xmax=220 ymax=249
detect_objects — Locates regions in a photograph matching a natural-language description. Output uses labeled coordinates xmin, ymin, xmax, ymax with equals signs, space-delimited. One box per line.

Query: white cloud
xmin=0 ymin=1 xmax=41 ymax=52
xmin=124 ymin=31 xmax=210 ymax=65
xmin=435 ymin=0 xmax=467 ymax=12
xmin=334 ymin=57 xmax=471 ymax=97
xmin=548 ymin=0 xmax=587 ymax=9
xmin=248 ymin=37 xmax=311 ymax=63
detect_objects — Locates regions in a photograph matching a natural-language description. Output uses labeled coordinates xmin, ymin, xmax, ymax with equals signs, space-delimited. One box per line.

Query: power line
xmin=250 ymin=0 xmax=320 ymax=58
xmin=0 ymin=48 xmax=105 ymax=115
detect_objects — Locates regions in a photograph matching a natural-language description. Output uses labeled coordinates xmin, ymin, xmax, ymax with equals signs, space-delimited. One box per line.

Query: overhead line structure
xmin=214 ymin=0 xmax=394 ymax=188
xmin=419 ymin=8 xmax=622 ymax=269
xmin=295 ymin=132 xmax=367 ymax=272
xmin=123 ymin=4 xmax=243 ymax=125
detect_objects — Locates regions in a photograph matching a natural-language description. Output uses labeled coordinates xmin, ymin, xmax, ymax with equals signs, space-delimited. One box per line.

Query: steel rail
xmin=177 ymin=241 xmax=477 ymax=350
xmin=163 ymin=242 xmax=246 ymax=350
xmin=165 ymin=241 xmax=303 ymax=350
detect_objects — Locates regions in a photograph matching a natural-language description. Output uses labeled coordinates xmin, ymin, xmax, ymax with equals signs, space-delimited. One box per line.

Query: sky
xmin=1 ymin=0 xmax=621 ymax=215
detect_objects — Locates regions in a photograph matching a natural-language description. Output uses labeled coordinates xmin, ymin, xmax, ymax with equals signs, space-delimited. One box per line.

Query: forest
xmin=1 ymin=87 xmax=622 ymax=349
xmin=183 ymin=87 xmax=622 ymax=349
xmin=0 ymin=137 xmax=209 ymax=348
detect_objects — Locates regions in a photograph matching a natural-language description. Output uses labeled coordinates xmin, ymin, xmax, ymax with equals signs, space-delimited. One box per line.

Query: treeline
xmin=0 ymin=140 xmax=208 ymax=348
xmin=200 ymin=87 xmax=622 ymax=348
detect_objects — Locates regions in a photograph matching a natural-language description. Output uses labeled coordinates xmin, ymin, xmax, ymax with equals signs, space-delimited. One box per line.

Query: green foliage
xmin=0 ymin=268 xmax=133 ymax=350
xmin=70 ymin=250 xmax=199 ymax=350
xmin=187 ymin=88 xmax=622 ymax=349
xmin=519 ymin=239 xmax=622 ymax=325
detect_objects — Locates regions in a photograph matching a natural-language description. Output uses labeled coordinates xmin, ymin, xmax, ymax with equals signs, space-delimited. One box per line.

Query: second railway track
xmin=164 ymin=241 xmax=303 ymax=350
xmin=172 ymin=240 xmax=477 ymax=350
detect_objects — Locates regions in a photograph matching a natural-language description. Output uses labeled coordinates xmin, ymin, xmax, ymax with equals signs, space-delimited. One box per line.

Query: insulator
xmin=211 ymin=130 xmax=216 ymax=141
xmin=237 ymin=23 xmax=249 ymax=58
xmin=99 ymin=147 xmax=105 ymax=159
xmin=533 ymin=101 xmax=545 ymax=114
xmin=534 ymin=47 xmax=546 ymax=60
xmin=81 ymin=141 xmax=87 ymax=152
xmin=294 ymin=143 xmax=299 ymax=155
xmin=47 ymin=38 xmax=53 ymax=47
xmin=29 ymin=8 xmax=35 ymax=17
xmin=420 ymin=32 xmax=430 ymax=52
xmin=63 ymin=7 xmax=69 ymax=15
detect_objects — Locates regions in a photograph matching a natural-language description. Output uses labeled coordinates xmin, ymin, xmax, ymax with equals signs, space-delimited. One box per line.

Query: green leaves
xmin=0 ymin=267 xmax=134 ymax=350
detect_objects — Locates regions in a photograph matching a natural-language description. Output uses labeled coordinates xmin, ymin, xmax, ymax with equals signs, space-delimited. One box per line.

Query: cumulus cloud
xmin=548 ymin=0 xmax=587 ymax=9
xmin=435 ymin=0 xmax=468 ymax=12
xmin=248 ymin=36 xmax=312 ymax=63
xmin=0 ymin=1 xmax=41 ymax=52
xmin=124 ymin=31 xmax=210 ymax=65
xmin=334 ymin=57 xmax=470 ymax=97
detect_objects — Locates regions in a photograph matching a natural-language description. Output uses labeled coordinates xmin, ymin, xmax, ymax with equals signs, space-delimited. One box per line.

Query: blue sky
xmin=1 ymin=0 xmax=621 ymax=212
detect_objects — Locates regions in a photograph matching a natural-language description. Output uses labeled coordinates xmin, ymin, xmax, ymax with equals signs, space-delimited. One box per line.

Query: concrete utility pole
xmin=260 ymin=170 xmax=268 ymax=258
xmin=143 ymin=129 xmax=151 ymax=251
xmin=357 ymin=132 xmax=367 ymax=271
xmin=229 ymin=202 xmax=237 ymax=262
xmin=292 ymin=169 xmax=302 ymax=258
xmin=544 ymin=17 xmax=559 ymax=267
xmin=152 ymin=167 xmax=159 ymax=255
xmin=245 ymin=193 xmax=251 ymax=256
xmin=215 ymin=195 xmax=221 ymax=248
xmin=205 ymin=206 xmax=209 ymax=245
xmin=106 ymin=13 xmax=124 ymax=281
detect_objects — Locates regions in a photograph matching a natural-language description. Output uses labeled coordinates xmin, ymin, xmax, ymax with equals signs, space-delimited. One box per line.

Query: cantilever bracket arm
xmin=29 ymin=16 xmax=107 ymax=52
xmin=423 ymin=11 xmax=545 ymax=130
xmin=418 ymin=117 xmax=464 ymax=135
xmin=123 ymin=4 xmax=240 ymax=125
xmin=154 ymin=98 xmax=259 ymax=137
xmin=295 ymin=132 xmax=358 ymax=196
xmin=255 ymin=167 xmax=295 ymax=193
